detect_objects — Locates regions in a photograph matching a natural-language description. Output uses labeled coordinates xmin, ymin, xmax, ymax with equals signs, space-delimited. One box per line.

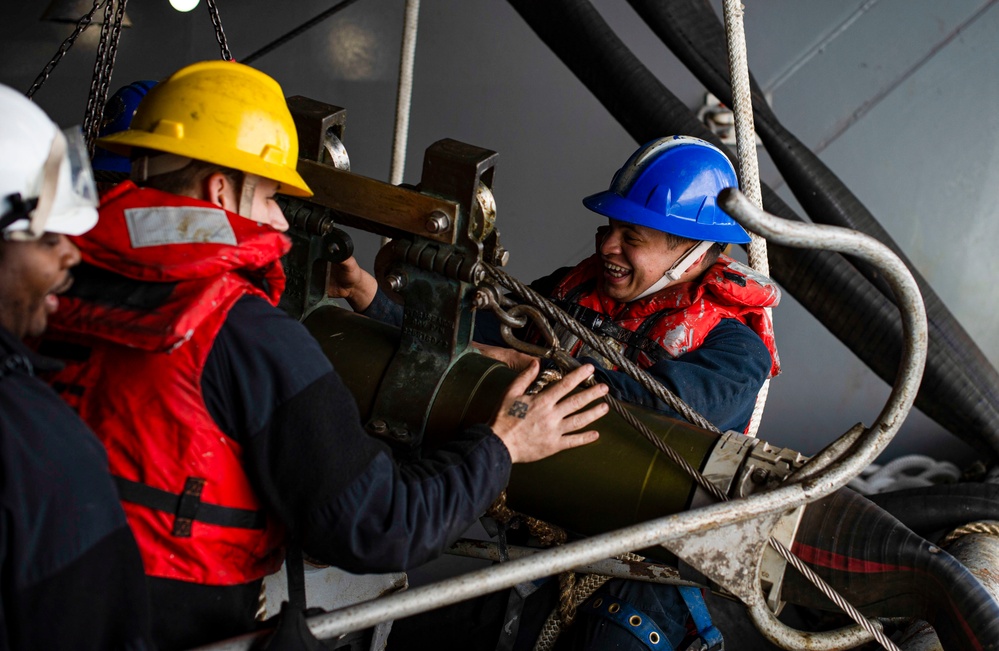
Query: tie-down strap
xmin=114 ymin=476 xmax=267 ymax=537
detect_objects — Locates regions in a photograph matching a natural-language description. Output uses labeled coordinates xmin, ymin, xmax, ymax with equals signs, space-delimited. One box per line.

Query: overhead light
xmin=41 ymin=0 xmax=133 ymax=26
xmin=169 ymin=0 xmax=200 ymax=12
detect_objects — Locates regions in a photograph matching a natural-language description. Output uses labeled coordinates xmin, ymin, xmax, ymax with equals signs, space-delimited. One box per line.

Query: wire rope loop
xmin=206 ymin=0 xmax=234 ymax=61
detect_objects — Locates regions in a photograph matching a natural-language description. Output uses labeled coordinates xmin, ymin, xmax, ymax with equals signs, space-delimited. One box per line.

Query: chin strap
xmin=3 ymin=130 xmax=65 ymax=241
xmin=237 ymin=174 xmax=257 ymax=218
xmin=132 ymin=155 xmax=258 ymax=219
xmin=631 ymin=240 xmax=715 ymax=302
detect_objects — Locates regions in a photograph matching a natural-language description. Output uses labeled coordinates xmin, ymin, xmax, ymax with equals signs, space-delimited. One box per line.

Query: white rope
xmin=722 ymin=0 xmax=770 ymax=438
xmin=390 ymin=0 xmax=420 ymax=186
xmin=847 ymin=454 xmax=961 ymax=495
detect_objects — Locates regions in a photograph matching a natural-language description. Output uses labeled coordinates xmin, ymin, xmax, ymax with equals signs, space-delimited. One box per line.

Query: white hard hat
xmin=0 ymin=84 xmax=98 ymax=241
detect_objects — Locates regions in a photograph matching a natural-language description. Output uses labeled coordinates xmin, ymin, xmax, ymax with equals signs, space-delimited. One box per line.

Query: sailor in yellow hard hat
xmin=41 ymin=60 xmax=609 ymax=650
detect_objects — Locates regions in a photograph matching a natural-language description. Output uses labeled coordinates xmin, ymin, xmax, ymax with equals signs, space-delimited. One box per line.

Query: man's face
xmin=0 ymin=233 xmax=81 ymax=339
xmin=597 ymin=219 xmax=688 ymax=302
xmin=207 ymin=173 xmax=289 ymax=232
xmin=245 ymin=176 xmax=289 ymax=232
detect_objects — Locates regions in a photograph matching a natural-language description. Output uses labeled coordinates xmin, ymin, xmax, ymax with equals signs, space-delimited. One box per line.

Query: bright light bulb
xmin=169 ymin=0 xmax=200 ymax=12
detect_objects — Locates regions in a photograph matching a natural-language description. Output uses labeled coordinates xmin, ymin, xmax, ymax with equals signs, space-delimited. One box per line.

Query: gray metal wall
xmin=4 ymin=0 xmax=996 ymax=465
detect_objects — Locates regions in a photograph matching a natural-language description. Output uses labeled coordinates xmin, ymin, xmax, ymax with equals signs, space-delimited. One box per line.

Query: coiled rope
xmin=940 ymin=520 xmax=999 ymax=548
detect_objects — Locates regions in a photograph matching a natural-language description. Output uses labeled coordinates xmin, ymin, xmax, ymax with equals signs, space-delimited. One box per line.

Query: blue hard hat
xmin=583 ymin=135 xmax=751 ymax=244
xmin=91 ymin=80 xmax=158 ymax=173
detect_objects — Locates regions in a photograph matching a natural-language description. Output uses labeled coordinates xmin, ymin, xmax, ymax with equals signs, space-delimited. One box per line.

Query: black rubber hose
xmin=868 ymin=483 xmax=999 ymax=539
xmin=625 ymin=0 xmax=999 ymax=466
xmin=504 ymin=0 xmax=999 ymax=459
xmin=787 ymin=489 xmax=999 ymax=650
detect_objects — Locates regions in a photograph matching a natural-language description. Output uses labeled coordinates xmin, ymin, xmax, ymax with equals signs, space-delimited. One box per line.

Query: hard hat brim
xmin=98 ymin=130 xmax=313 ymax=198
xmin=583 ymin=190 xmax=752 ymax=245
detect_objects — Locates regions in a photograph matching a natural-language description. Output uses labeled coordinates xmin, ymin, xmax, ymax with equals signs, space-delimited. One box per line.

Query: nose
xmin=599 ymin=227 xmax=621 ymax=256
xmin=60 ymin=235 xmax=81 ymax=268
xmin=267 ymin=202 xmax=289 ymax=232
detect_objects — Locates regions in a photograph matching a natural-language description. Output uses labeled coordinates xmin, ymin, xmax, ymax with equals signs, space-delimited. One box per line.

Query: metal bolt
xmin=750 ymin=467 xmax=770 ymax=485
xmin=386 ymin=272 xmax=407 ymax=292
xmin=369 ymin=420 xmax=388 ymax=435
xmin=390 ymin=427 xmax=411 ymax=443
xmin=469 ymin=264 xmax=486 ymax=285
xmin=493 ymin=246 xmax=510 ymax=267
xmin=425 ymin=211 xmax=451 ymax=234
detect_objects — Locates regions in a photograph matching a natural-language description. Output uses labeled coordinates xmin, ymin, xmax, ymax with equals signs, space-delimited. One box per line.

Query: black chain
xmin=26 ymin=0 xmax=107 ymax=100
xmin=82 ymin=0 xmax=128 ymax=157
xmin=206 ymin=0 xmax=233 ymax=61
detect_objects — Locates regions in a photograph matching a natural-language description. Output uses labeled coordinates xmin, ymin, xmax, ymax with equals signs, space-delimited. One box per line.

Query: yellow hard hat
xmin=97 ymin=60 xmax=312 ymax=197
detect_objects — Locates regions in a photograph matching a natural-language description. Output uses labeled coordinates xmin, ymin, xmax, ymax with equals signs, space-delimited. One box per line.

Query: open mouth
xmin=51 ymin=275 xmax=74 ymax=296
xmin=45 ymin=276 xmax=74 ymax=312
xmin=603 ymin=261 xmax=631 ymax=279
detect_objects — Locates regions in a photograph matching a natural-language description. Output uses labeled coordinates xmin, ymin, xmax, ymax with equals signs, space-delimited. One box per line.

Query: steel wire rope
xmin=483 ymin=262 xmax=900 ymax=651
xmin=483 ymin=264 xmax=719 ymax=432
xmin=242 ymin=0 xmax=365 ymax=64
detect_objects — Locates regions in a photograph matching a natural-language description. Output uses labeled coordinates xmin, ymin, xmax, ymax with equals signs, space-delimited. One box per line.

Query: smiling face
xmin=597 ymin=219 xmax=694 ymax=302
xmin=0 ymin=233 xmax=81 ymax=339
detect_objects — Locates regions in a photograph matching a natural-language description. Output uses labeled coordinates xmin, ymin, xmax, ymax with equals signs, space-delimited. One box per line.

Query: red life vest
xmin=45 ymin=182 xmax=290 ymax=586
xmin=550 ymin=253 xmax=781 ymax=376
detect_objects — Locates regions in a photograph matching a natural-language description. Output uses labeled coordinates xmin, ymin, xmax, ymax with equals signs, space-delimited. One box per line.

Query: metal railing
xmin=195 ymin=188 xmax=928 ymax=651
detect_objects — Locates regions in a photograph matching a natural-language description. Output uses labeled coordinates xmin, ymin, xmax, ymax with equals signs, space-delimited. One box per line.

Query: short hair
xmin=138 ymin=156 xmax=243 ymax=197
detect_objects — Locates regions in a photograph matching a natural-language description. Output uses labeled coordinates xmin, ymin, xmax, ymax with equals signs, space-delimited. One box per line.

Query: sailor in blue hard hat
xmin=91 ymin=80 xmax=158 ymax=179
xmin=583 ymin=134 xmax=751 ymax=302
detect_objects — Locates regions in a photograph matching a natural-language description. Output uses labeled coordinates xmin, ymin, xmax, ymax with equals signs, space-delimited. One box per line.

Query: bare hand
xmin=471 ymin=342 xmax=537 ymax=372
xmin=326 ymin=256 xmax=378 ymax=312
xmin=490 ymin=360 xmax=608 ymax=463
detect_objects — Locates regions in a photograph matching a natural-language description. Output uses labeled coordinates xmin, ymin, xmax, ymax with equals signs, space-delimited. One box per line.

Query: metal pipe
xmin=719 ymin=187 xmax=927 ymax=496
xmin=193 ymin=496 xmax=841 ymax=650
xmin=445 ymin=539 xmax=702 ymax=587
xmin=719 ymin=188 xmax=928 ymax=650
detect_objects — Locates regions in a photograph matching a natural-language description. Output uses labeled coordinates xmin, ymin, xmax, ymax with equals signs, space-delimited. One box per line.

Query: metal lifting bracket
xmin=280 ymin=97 xmax=508 ymax=452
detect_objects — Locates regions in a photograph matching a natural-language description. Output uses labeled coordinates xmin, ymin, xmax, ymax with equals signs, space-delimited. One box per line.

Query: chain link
xmin=82 ymin=0 xmax=128 ymax=157
xmin=26 ymin=0 xmax=107 ymax=100
xmin=206 ymin=0 xmax=233 ymax=61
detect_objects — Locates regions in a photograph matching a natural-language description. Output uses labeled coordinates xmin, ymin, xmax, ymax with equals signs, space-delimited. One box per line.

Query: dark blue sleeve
xmin=202 ymin=296 xmax=511 ymax=572
xmin=587 ymin=319 xmax=772 ymax=433
xmin=0 ymin=366 xmax=153 ymax=650
xmin=360 ymin=289 xmax=404 ymax=327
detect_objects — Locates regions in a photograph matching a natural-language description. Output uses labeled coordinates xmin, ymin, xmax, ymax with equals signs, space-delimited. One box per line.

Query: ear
xmin=202 ymin=172 xmax=237 ymax=212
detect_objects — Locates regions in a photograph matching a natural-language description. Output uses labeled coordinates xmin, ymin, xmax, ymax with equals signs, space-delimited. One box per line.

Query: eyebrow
xmin=613 ymin=221 xmax=643 ymax=237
